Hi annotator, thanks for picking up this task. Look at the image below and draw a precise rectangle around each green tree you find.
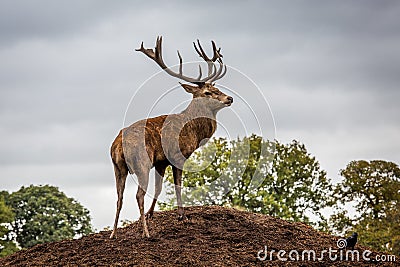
[331,160,400,255]
[0,196,18,257]
[160,135,332,226]
[3,185,93,248]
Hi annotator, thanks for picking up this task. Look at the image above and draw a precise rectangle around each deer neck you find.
[182,98,217,118]
[180,98,218,140]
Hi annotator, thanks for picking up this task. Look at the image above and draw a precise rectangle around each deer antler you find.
[136,36,227,85]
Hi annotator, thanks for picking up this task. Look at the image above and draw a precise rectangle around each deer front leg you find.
[146,164,166,219]
[172,166,186,220]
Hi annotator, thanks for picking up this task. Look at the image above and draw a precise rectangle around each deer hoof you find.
[142,231,150,238]
[109,232,117,239]
[145,212,153,220]
[178,214,187,221]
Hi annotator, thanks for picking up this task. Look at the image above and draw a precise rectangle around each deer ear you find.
[180,83,199,94]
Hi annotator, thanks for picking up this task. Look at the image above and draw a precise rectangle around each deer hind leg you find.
[135,167,150,238]
[110,160,128,239]
[146,164,167,219]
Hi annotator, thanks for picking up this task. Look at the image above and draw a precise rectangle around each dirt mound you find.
[0,206,397,266]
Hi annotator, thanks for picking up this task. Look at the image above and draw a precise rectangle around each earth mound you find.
[0,206,396,266]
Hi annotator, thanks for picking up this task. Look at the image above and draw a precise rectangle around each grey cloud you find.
[0,1,139,46]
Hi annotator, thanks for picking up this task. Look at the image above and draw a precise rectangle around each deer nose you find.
[227,96,233,103]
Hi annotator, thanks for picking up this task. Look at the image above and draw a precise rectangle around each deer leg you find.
[146,164,166,219]
[110,161,128,239]
[136,168,150,238]
[172,166,186,220]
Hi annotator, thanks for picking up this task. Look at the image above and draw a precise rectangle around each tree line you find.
[159,134,399,255]
[0,185,92,257]
[0,134,398,257]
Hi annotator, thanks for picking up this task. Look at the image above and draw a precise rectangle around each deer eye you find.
[204,91,212,96]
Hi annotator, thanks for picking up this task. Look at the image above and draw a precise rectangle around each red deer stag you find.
[110,36,232,238]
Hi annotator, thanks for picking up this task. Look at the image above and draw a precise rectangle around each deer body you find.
[110,37,232,239]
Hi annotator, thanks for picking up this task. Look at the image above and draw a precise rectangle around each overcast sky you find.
[1,1,399,230]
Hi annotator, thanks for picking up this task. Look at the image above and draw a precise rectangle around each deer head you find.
[136,36,233,112]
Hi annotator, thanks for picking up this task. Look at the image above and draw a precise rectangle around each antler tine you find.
[221,65,227,79]
[177,50,183,75]
[195,39,211,61]
[156,36,163,61]
[197,65,202,80]
[210,41,223,61]
[135,41,156,60]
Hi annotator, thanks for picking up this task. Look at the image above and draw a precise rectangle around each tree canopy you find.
[0,196,18,257]
[2,185,93,248]
[331,160,400,255]
[160,135,332,226]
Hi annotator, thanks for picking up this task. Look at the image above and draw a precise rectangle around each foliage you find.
[160,135,332,226]
[0,196,18,257]
[3,185,93,248]
[331,160,400,255]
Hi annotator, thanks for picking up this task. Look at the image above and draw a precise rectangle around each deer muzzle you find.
[223,96,233,106]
